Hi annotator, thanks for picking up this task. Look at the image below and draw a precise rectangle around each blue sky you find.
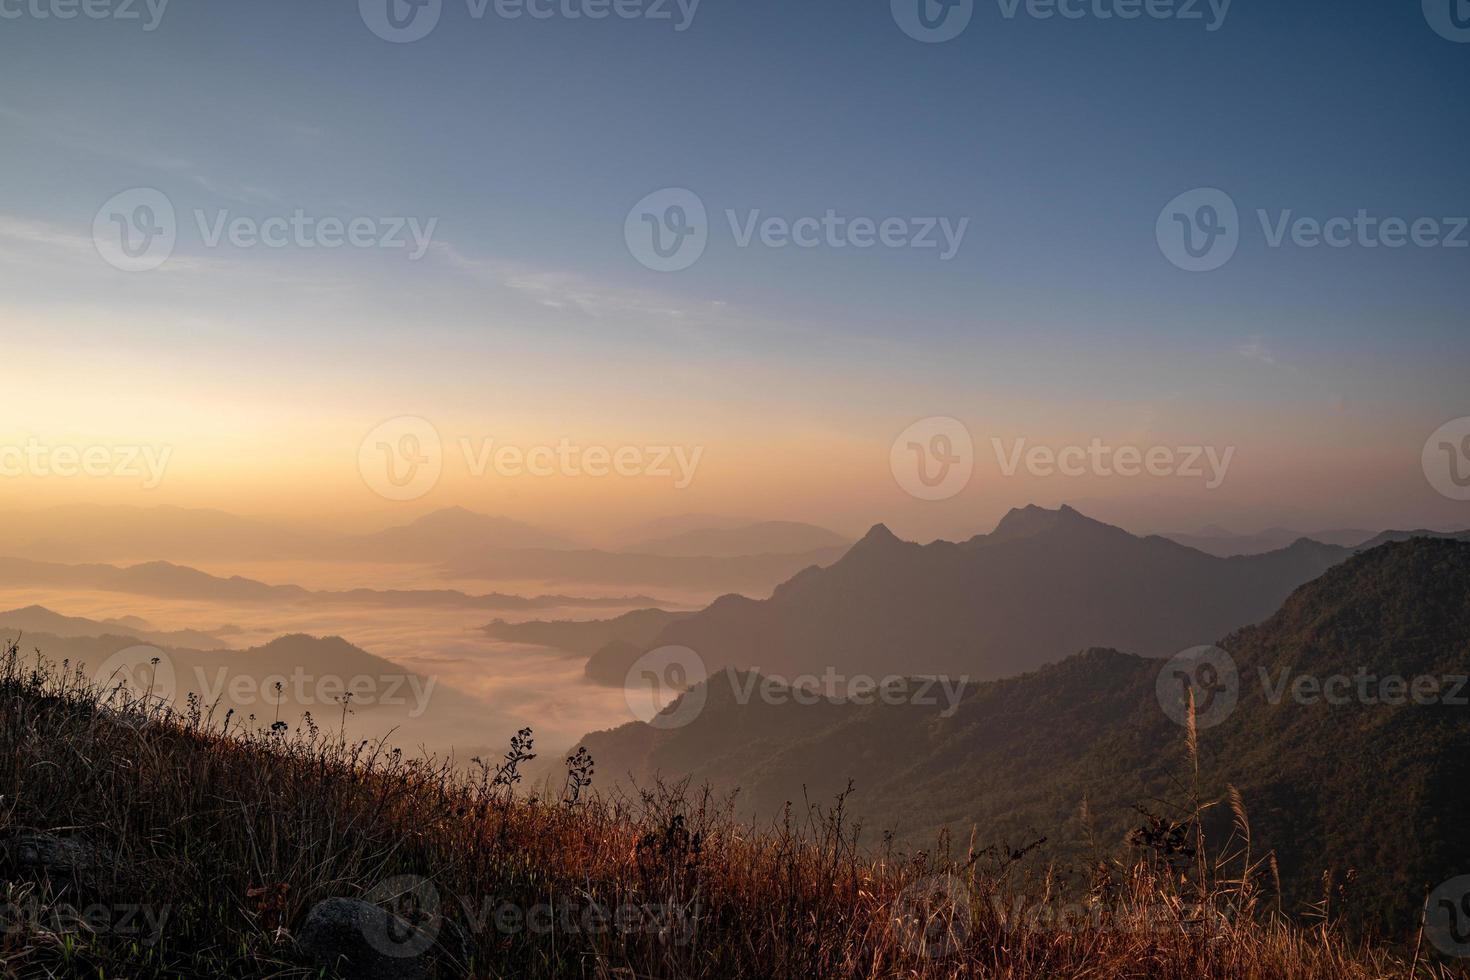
[1,0,1468,536]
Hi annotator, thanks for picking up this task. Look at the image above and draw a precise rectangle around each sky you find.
[1,0,1468,541]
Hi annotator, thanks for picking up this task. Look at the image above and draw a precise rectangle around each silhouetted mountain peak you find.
[409,506,505,529]
[861,522,898,543]
[843,523,907,560]
[989,503,1101,542]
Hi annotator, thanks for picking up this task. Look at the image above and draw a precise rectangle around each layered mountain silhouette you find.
[0,624,495,756]
[1163,525,1376,557]
[577,537,1470,929]
[0,605,231,648]
[623,521,848,558]
[589,505,1367,682]
[3,504,570,564]
[0,557,658,610]
[482,607,689,659]
[340,506,574,558]
[444,546,845,594]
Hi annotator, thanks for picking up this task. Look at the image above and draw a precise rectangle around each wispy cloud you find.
[2,103,280,206]
[430,241,707,322]
[0,215,96,254]
[0,103,195,174]
[1236,336,1279,367]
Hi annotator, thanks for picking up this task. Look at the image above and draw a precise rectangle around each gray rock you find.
[298,897,433,980]
[3,832,98,875]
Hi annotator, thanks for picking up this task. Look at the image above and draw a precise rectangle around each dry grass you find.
[0,637,1462,979]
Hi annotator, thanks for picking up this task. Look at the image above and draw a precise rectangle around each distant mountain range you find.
[482,507,1469,686]
[0,615,497,756]
[2,505,851,595]
[482,608,689,659]
[587,505,1387,683]
[1,504,571,564]
[575,537,1470,930]
[1161,525,1376,557]
[0,604,232,648]
[0,556,660,610]
[339,507,576,556]
[622,521,848,558]
[443,546,846,594]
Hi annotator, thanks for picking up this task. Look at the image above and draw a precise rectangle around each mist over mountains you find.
[3,505,847,595]
[0,556,659,610]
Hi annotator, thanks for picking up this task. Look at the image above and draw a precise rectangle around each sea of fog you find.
[0,560,714,762]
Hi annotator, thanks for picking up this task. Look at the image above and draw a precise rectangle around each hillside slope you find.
[580,538,1470,928]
